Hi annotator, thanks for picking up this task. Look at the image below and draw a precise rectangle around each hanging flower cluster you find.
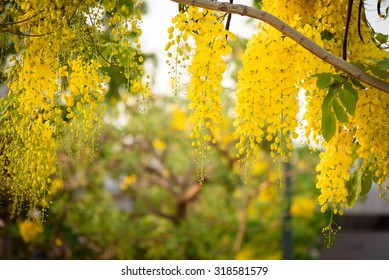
[316,130,354,214]
[245,0,389,214]
[166,1,388,211]
[0,0,145,216]
[166,6,235,181]
[233,28,300,165]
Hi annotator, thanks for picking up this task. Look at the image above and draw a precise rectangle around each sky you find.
[140,0,389,94]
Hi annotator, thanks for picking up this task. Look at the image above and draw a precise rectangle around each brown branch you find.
[144,165,179,198]
[179,183,202,203]
[170,0,389,94]
[0,12,41,26]
[0,8,77,37]
[232,181,270,257]
[232,202,248,256]
[0,27,53,37]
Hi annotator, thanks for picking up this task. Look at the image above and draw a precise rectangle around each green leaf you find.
[350,61,367,71]
[338,88,357,116]
[343,82,359,101]
[376,33,389,44]
[316,73,332,89]
[371,66,389,80]
[350,78,366,90]
[346,169,362,207]
[331,74,346,83]
[321,85,338,142]
[178,4,189,13]
[321,84,338,110]
[377,58,389,71]
[321,107,336,142]
[346,176,356,207]
[360,169,372,198]
[367,57,380,63]
[320,30,334,40]
[332,99,348,123]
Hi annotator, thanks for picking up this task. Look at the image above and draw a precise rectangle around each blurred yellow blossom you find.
[19,220,43,243]
[235,248,254,260]
[252,161,267,175]
[50,179,63,195]
[236,248,282,260]
[290,196,317,219]
[152,139,167,152]
[170,107,188,131]
[121,174,137,190]
[55,238,63,247]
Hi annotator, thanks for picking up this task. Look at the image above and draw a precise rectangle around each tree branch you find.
[170,0,389,94]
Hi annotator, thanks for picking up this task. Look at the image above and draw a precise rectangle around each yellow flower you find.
[55,238,63,247]
[19,220,42,243]
[152,139,167,152]
[170,107,188,131]
[130,80,142,93]
[121,174,137,190]
[252,161,267,175]
[50,179,63,195]
[290,196,317,219]
[235,248,254,260]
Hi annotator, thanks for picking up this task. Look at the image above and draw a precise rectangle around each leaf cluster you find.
[315,73,364,142]
[352,58,389,80]
[345,163,372,207]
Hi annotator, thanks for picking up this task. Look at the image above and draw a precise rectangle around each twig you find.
[0,12,41,26]
[86,13,119,68]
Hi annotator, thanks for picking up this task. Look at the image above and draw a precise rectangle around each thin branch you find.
[144,165,179,198]
[0,27,53,37]
[343,0,353,61]
[170,0,389,94]
[232,181,269,257]
[179,183,202,203]
[0,12,41,26]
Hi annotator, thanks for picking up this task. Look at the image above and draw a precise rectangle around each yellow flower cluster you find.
[353,90,389,187]
[166,7,235,181]
[64,57,107,156]
[234,22,299,165]
[0,0,145,215]
[255,0,389,213]
[316,130,354,214]
[107,1,145,90]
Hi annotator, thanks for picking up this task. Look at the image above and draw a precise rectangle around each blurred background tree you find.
[1,88,327,259]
